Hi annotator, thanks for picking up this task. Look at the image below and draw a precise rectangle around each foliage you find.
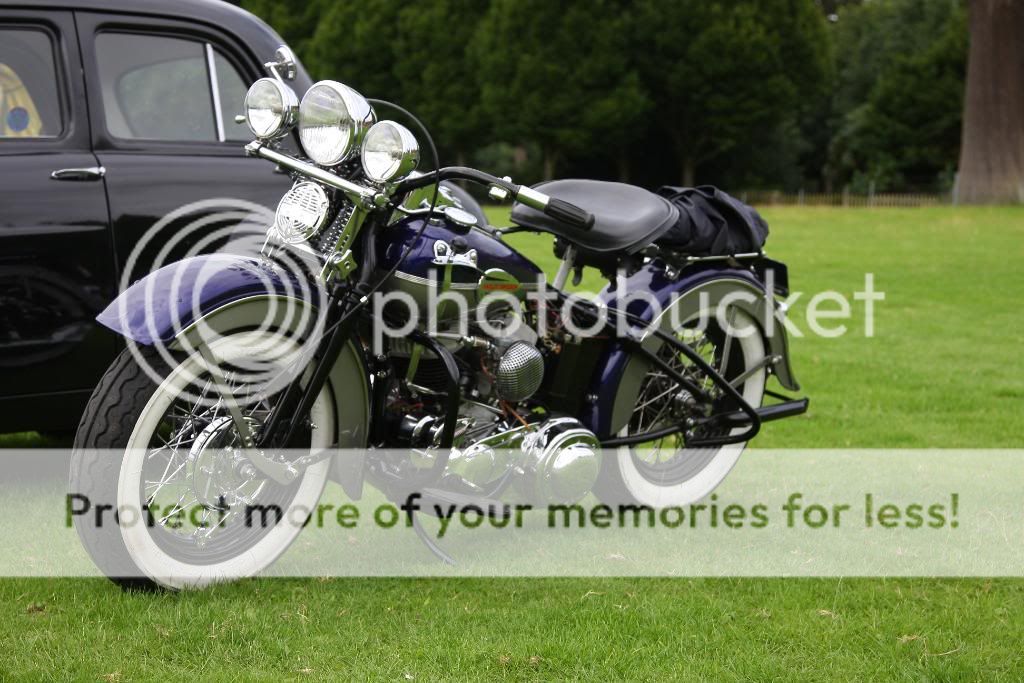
[303,0,403,98]
[826,0,967,192]
[633,2,805,185]
[240,0,969,192]
[393,1,490,163]
[472,0,649,180]
[239,0,324,59]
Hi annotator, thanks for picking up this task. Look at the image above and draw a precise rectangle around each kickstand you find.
[408,509,455,565]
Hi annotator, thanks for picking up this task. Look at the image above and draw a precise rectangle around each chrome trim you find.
[50,166,105,181]
[392,270,539,291]
[299,80,376,166]
[264,45,297,82]
[205,43,225,142]
[552,245,575,290]
[432,239,478,268]
[361,120,420,182]
[441,206,478,228]
[680,251,764,264]
[273,181,331,244]
[243,78,299,140]
[516,185,550,210]
[393,271,478,290]
[246,141,378,203]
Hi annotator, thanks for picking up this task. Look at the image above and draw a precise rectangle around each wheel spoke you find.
[626,315,758,482]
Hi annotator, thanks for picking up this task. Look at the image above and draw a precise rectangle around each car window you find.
[95,32,252,144]
[214,51,250,142]
[0,28,63,138]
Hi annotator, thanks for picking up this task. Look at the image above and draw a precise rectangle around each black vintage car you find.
[0,0,314,433]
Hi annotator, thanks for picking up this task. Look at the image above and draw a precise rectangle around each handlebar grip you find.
[544,198,596,231]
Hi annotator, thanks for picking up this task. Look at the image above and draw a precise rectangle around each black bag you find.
[655,185,769,256]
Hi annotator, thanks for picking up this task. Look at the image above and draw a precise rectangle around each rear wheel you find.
[70,331,334,590]
[594,308,766,507]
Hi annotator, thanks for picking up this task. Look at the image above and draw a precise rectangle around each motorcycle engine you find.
[441,416,601,505]
[516,417,602,504]
[381,314,601,505]
[493,341,544,403]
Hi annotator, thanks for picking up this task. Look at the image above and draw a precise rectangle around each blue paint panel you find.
[380,216,543,285]
[96,254,313,345]
[581,262,765,436]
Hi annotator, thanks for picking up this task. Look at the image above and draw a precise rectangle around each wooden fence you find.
[738,190,950,208]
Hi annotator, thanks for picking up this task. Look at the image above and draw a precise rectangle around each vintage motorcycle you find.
[71,48,807,589]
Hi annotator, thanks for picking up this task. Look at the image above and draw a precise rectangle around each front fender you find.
[97,254,318,345]
[582,262,800,437]
[96,254,370,459]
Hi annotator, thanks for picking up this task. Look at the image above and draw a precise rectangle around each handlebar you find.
[243,144,597,232]
[543,198,595,231]
[395,167,596,232]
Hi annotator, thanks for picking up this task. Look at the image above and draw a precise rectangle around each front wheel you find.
[594,307,766,508]
[70,331,335,590]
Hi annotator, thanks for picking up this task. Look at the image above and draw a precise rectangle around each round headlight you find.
[274,181,330,244]
[298,81,374,166]
[361,120,420,183]
[244,78,297,139]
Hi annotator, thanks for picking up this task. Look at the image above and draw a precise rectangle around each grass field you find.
[2,206,1023,680]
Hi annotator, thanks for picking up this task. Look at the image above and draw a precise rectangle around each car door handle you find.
[50,166,106,181]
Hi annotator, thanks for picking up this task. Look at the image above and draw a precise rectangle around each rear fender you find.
[582,263,799,437]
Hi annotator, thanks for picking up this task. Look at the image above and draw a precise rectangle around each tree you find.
[824,0,968,192]
[472,0,649,181]
[957,0,1024,203]
[304,0,405,99]
[393,1,489,166]
[633,1,827,186]
[830,6,966,192]
[240,0,326,69]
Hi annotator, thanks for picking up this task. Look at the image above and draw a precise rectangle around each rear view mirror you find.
[264,45,297,82]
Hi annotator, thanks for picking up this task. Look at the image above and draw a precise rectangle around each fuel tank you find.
[376,214,543,322]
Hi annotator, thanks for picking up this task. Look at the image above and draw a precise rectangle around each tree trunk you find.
[681,156,696,187]
[617,151,630,183]
[542,151,556,182]
[957,0,1024,203]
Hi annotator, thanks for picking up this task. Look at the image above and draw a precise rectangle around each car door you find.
[75,11,294,285]
[0,9,116,419]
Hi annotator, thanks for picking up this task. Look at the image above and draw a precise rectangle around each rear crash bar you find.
[705,397,810,429]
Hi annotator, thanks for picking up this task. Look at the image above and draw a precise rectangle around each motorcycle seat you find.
[510,179,679,254]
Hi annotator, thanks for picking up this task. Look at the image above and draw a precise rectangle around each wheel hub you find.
[186,416,266,510]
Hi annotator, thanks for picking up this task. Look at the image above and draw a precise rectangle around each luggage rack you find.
[654,247,765,264]
[645,245,789,296]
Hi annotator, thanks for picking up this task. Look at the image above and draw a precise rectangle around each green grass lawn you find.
[2,206,1023,680]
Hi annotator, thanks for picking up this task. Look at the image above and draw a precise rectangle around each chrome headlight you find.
[274,181,330,244]
[298,80,374,166]
[244,78,297,139]
[361,120,419,183]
